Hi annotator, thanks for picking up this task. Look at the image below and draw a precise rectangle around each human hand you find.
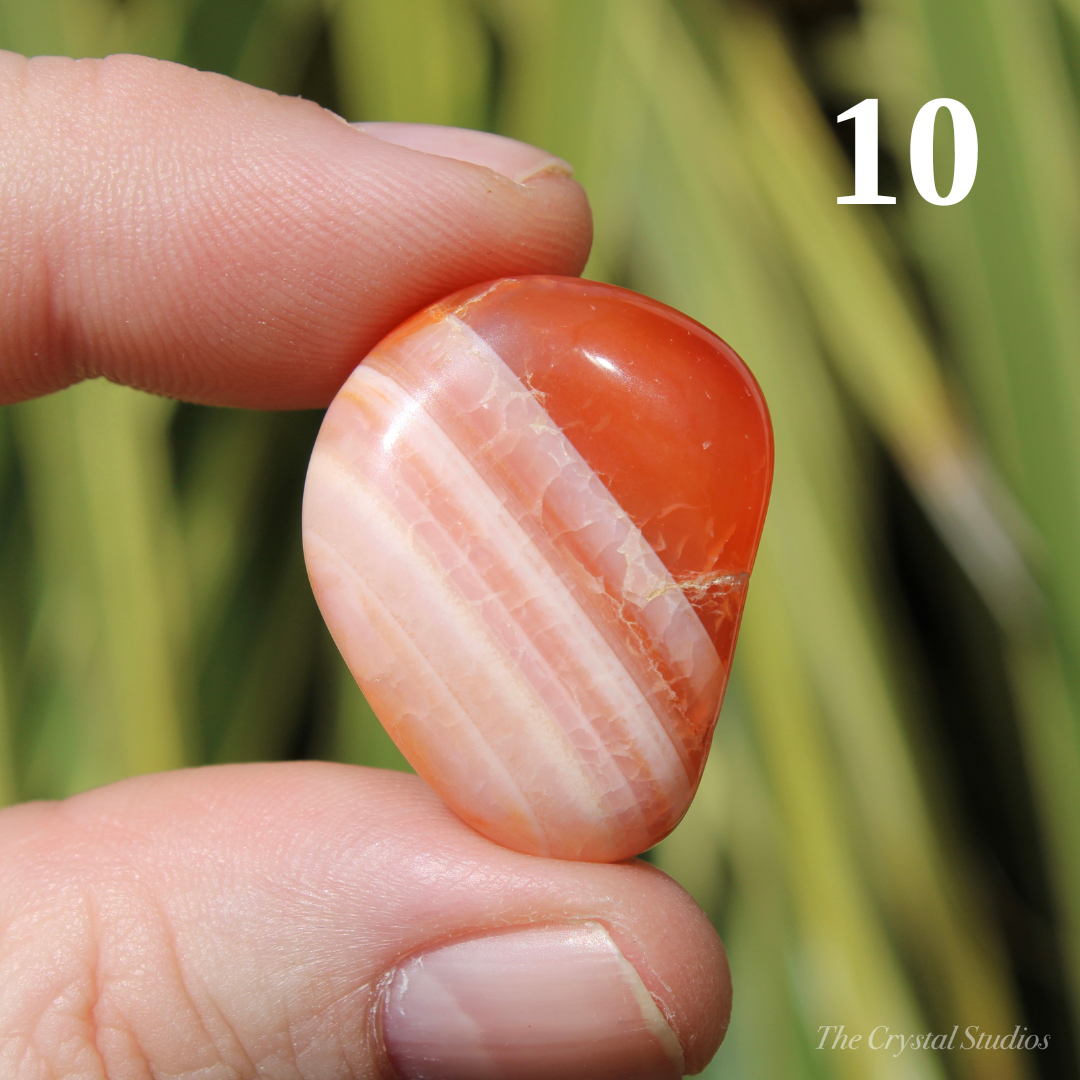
[0,52,730,1078]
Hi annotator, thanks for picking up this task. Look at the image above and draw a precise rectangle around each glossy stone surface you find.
[303,277,772,861]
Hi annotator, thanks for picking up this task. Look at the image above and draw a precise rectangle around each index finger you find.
[0,52,592,409]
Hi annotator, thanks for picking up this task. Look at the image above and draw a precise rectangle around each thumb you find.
[0,763,729,1078]
[0,52,591,408]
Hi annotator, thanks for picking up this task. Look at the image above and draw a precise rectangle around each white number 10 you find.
[837,98,978,206]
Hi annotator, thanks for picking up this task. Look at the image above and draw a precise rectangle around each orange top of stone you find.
[381,276,774,671]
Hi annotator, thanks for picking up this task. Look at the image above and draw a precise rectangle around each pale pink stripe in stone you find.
[366,316,724,769]
[303,315,722,859]
[304,468,655,851]
[307,376,673,856]
[304,530,549,851]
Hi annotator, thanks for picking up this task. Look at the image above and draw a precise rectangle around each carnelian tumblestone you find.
[303,276,773,861]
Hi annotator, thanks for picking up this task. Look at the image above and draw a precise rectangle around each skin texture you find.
[0,765,728,1078]
[0,52,590,407]
[0,51,731,1078]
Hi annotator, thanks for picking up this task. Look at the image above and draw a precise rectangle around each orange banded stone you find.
[303,276,772,861]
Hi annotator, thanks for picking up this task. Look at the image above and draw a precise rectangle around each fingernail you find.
[353,122,574,184]
[382,922,684,1080]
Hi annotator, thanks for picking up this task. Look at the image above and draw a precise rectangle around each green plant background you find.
[1,0,1079,1077]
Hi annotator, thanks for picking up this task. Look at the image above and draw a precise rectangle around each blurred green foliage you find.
[1,0,1079,1077]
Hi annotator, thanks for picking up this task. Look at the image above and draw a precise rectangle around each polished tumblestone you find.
[303,277,772,861]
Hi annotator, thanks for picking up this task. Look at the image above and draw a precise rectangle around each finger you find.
[0,52,591,409]
[0,762,728,1079]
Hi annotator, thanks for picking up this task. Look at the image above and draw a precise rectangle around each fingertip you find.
[607,862,731,1074]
